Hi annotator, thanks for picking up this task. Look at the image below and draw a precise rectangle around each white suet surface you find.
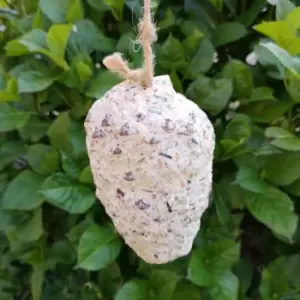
[85,75,215,264]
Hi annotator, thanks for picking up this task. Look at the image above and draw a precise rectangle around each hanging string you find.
[103,0,157,88]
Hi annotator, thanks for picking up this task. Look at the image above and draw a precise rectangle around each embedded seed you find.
[162,118,175,132]
[92,128,106,138]
[120,123,130,136]
[135,199,150,210]
[124,172,135,181]
[102,114,113,126]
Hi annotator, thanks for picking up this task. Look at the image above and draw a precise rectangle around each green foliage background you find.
[1,0,300,299]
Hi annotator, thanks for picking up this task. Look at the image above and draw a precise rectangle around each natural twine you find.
[103,0,157,88]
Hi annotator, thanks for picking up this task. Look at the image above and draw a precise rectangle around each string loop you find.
[103,0,156,88]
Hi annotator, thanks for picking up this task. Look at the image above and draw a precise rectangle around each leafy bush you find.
[2,0,300,299]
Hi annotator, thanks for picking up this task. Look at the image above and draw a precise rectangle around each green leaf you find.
[45,239,76,267]
[115,280,150,300]
[5,29,69,70]
[77,224,122,271]
[285,69,300,103]
[186,76,232,115]
[259,268,289,300]
[265,126,293,139]
[18,116,50,143]
[171,282,201,300]
[39,0,69,23]
[47,24,73,60]
[0,103,31,132]
[67,20,116,56]
[286,7,300,32]
[240,100,291,124]
[270,137,300,151]
[61,56,93,89]
[262,151,300,185]
[104,0,125,21]
[276,0,295,20]
[79,166,94,184]
[32,8,46,29]
[255,40,300,75]
[6,208,44,249]
[87,0,109,11]
[224,114,252,143]
[253,21,300,55]
[61,151,82,178]
[85,70,121,98]
[212,22,247,47]
[188,240,240,287]
[67,0,84,22]
[67,216,95,245]
[27,144,60,175]
[268,254,300,288]
[234,259,253,299]
[242,87,275,104]
[2,170,44,210]
[97,262,123,298]
[245,188,298,240]
[149,270,179,300]
[213,183,231,225]
[235,165,271,193]
[187,37,215,76]
[18,70,57,93]
[68,119,88,159]
[237,0,267,27]
[47,112,71,151]
[40,173,95,214]
[170,70,184,94]
[157,8,176,30]
[208,271,239,300]
[158,34,186,71]
[0,141,26,171]
[31,264,44,300]
[223,60,253,98]
[284,178,300,196]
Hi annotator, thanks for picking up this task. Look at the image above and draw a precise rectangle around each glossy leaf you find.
[0,104,31,132]
[262,151,300,185]
[40,173,95,214]
[212,22,247,47]
[2,170,45,210]
[115,280,150,300]
[188,240,240,287]
[77,224,122,270]
[186,76,232,115]
[245,188,298,239]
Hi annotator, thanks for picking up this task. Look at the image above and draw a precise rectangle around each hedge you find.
[1,0,300,299]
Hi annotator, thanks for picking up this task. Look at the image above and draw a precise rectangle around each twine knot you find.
[103,0,156,88]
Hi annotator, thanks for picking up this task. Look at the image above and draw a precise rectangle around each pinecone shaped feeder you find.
[84,0,215,264]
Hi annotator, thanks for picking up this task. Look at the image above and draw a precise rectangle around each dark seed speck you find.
[92,128,106,138]
[162,118,175,132]
[102,114,113,126]
[149,136,160,144]
[135,199,150,210]
[113,147,122,154]
[120,123,130,136]
[124,172,135,181]
[116,188,125,198]
[159,152,172,159]
[166,202,173,213]
[191,138,198,144]
[136,112,146,122]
